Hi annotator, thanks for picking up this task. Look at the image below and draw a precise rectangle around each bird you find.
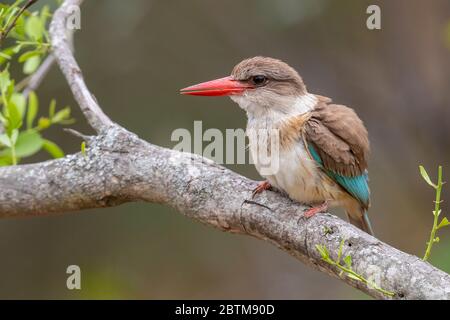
[180,56,374,235]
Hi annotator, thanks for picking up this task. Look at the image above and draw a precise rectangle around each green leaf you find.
[344,255,352,268]
[346,273,360,281]
[0,133,11,147]
[315,244,329,259]
[18,50,42,63]
[12,14,25,39]
[23,55,41,74]
[49,99,56,118]
[0,47,16,65]
[52,107,71,123]
[0,51,11,60]
[10,92,26,116]
[27,91,38,129]
[25,15,43,41]
[42,139,64,158]
[6,100,22,131]
[40,5,50,26]
[419,165,437,188]
[0,68,11,92]
[0,156,12,166]
[37,117,50,130]
[12,44,22,54]
[10,128,18,145]
[81,141,86,157]
[437,217,450,229]
[3,6,18,30]
[0,131,43,158]
[6,76,14,100]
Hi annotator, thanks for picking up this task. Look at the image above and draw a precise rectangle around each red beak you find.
[180,76,252,96]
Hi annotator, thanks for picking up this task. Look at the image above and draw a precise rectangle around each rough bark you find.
[0,0,449,300]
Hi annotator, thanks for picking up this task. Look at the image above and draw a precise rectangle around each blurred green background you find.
[1,0,449,299]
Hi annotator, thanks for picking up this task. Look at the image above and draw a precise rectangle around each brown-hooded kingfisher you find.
[180,56,373,235]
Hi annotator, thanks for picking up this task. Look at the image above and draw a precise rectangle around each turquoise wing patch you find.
[308,144,370,207]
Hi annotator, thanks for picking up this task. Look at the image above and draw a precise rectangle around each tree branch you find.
[49,0,113,132]
[0,0,449,300]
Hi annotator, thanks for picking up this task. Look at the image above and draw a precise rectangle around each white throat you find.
[232,93,318,125]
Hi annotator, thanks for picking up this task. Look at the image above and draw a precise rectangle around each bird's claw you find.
[252,181,272,198]
[304,201,328,218]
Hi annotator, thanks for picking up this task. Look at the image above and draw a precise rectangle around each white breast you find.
[248,125,344,205]
[268,143,331,203]
[243,94,344,205]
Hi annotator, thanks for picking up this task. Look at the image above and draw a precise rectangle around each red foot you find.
[252,181,272,198]
[304,201,328,218]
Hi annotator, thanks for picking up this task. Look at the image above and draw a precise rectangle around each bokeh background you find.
[1,0,450,299]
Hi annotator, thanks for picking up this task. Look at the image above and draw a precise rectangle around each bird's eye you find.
[251,75,267,86]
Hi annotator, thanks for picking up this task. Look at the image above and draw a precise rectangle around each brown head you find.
[180,57,309,118]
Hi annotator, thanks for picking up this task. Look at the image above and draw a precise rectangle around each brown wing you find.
[304,99,370,177]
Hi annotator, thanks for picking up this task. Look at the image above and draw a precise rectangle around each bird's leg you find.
[304,201,328,218]
[252,180,272,198]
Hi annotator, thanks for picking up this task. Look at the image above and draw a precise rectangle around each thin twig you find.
[63,128,91,141]
[22,54,55,97]
[423,166,444,261]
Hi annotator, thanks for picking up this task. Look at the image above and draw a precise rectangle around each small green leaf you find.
[0,133,11,147]
[42,139,64,158]
[6,101,22,131]
[437,217,450,229]
[37,117,50,130]
[10,128,18,145]
[40,5,50,26]
[5,77,14,101]
[0,131,43,158]
[0,68,11,92]
[12,44,22,54]
[18,50,42,63]
[10,92,26,116]
[344,255,352,268]
[0,52,11,60]
[0,47,16,65]
[49,99,56,118]
[0,156,12,166]
[12,14,25,38]
[81,141,86,157]
[419,165,437,188]
[315,244,329,259]
[52,107,71,123]
[27,91,38,129]
[23,55,41,74]
[346,273,360,281]
[25,15,43,41]
[3,6,18,31]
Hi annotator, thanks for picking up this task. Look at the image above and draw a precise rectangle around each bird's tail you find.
[345,205,374,236]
